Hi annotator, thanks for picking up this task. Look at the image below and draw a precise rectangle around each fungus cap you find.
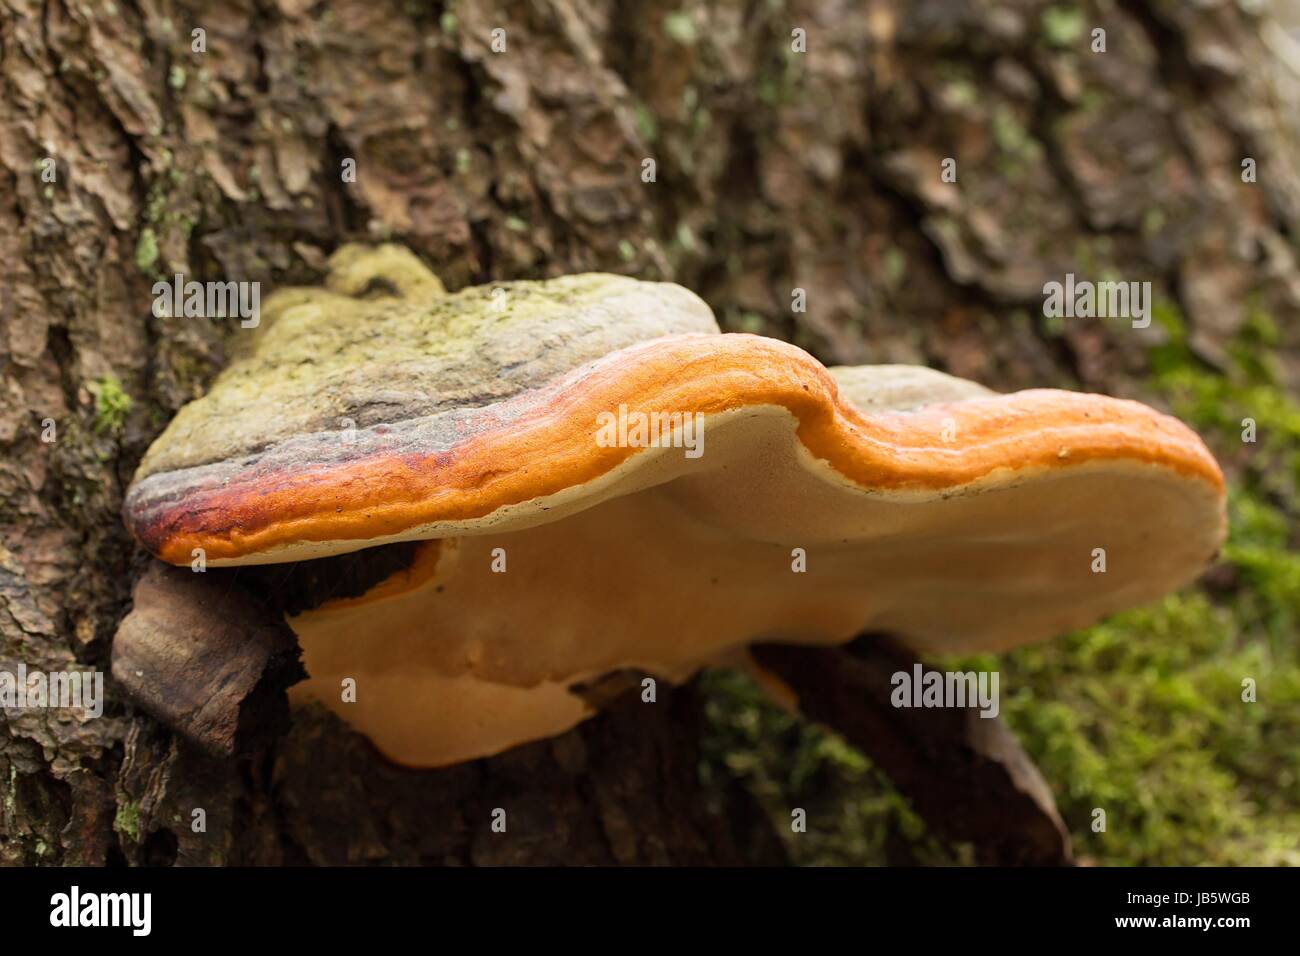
[124,246,1226,767]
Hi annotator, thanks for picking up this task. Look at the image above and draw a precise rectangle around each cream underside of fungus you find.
[289,406,1221,767]
[124,245,1227,768]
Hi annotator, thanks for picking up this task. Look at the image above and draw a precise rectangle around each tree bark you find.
[1,0,1297,865]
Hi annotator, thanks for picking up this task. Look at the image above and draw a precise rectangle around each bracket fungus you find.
[122,245,1227,768]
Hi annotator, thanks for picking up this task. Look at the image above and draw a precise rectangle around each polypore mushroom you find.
[123,244,1226,767]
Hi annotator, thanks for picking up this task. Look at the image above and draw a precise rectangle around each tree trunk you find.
[2,0,1296,865]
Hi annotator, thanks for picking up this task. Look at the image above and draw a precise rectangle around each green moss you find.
[947,585,1299,865]
[4,765,16,820]
[135,228,159,273]
[90,376,132,435]
[1042,5,1086,47]
[672,222,696,254]
[944,79,979,110]
[1142,207,1167,236]
[663,11,697,46]
[633,103,659,144]
[113,801,140,842]
[881,248,908,287]
[992,104,1042,161]
[1150,298,1300,507]
[699,669,965,865]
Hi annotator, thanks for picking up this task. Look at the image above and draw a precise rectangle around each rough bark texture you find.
[1,0,1298,865]
[112,563,304,758]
